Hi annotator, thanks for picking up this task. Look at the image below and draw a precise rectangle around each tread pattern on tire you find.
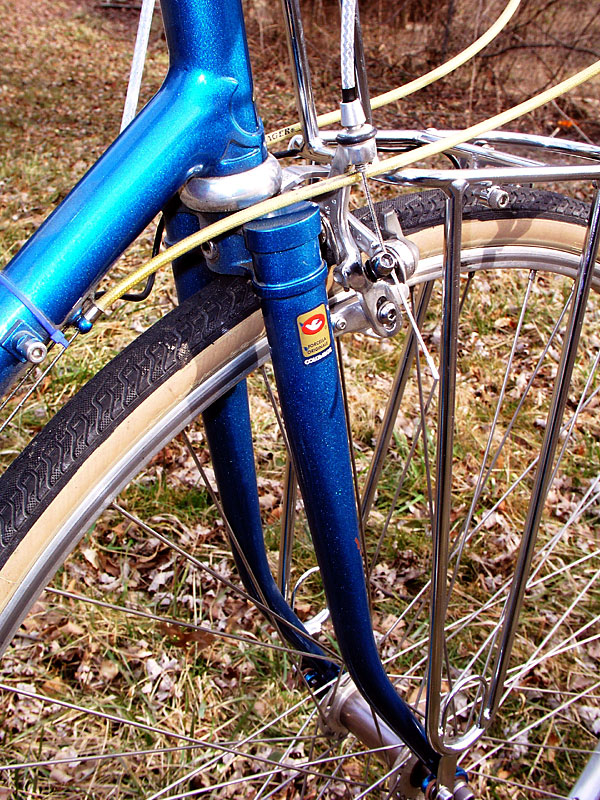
[0,189,591,569]
[0,276,258,565]
[355,186,590,232]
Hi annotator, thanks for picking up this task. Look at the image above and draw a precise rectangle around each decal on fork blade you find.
[297,304,332,365]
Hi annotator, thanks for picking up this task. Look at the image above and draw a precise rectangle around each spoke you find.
[505,630,600,694]
[414,328,435,530]
[360,280,435,522]
[468,282,574,510]
[112,501,340,663]
[144,670,346,800]
[458,271,475,314]
[260,364,293,459]
[150,737,402,800]
[0,333,77,435]
[466,679,600,772]
[483,736,597,756]
[298,715,323,800]
[352,759,404,800]
[278,457,297,598]
[545,347,600,496]
[380,527,600,692]
[368,380,437,578]
[179,428,275,611]
[336,336,371,601]
[178,427,343,713]
[0,743,208,773]
[508,566,600,680]
[261,735,346,800]
[253,704,318,800]
[0,681,205,746]
[44,586,331,662]
[468,770,569,799]
[447,270,536,600]
[314,759,345,800]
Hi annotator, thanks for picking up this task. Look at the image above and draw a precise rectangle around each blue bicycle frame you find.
[0,0,441,777]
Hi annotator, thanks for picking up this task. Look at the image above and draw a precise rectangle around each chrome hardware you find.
[281,163,329,192]
[280,0,334,162]
[321,187,364,290]
[290,566,330,635]
[331,126,377,172]
[330,279,405,339]
[2,322,48,364]
[15,333,47,364]
[453,779,475,800]
[332,315,347,332]
[201,240,218,261]
[362,280,404,337]
[180,155,282,212]
[330,293,367,335]
[428,787,454,800]
[366,238,419,282]
[471,183,510,210]
[369,250,396,277]
[323,675,408,768]
[340,97,367,129]
[376,298,398,327]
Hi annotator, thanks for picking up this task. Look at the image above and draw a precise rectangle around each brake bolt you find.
[377,300,397,326]
[371,251,396,277]
[201,240,218,260]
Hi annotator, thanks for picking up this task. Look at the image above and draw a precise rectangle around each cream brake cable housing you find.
[91,56,600,316]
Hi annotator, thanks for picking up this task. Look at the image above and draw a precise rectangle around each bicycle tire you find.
[0,187,599,799]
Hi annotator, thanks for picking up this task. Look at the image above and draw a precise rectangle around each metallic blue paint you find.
[168,202,336,678]
[202,382,338,681]
[0,0,440,769]
[0,0,265,393]
[245,202,439,772]
[163,202,212,302]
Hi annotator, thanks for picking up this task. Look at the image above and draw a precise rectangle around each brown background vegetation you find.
[1,0,599,265]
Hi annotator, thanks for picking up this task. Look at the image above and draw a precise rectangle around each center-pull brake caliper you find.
[321,98,420,340]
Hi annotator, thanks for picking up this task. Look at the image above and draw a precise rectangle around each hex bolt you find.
[333,316,347,332]
[486,186,510,209]
[201,240,218,260]
[15,334,47,364]
[377,300,397,326]
[474,185,510,210]
[370,251,396,278]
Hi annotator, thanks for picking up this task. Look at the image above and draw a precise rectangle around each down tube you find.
[0,0,265,395]
[244,202,440,774]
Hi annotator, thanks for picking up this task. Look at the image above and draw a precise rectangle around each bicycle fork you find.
[198,200,441,776]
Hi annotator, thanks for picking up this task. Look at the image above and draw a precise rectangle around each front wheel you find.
[0,188,599,799]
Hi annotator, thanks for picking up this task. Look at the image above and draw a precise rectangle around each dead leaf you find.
[99,659,119,682]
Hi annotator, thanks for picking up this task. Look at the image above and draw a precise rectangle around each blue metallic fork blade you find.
[245,201,440,773]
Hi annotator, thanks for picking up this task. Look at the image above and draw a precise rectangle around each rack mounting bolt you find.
[16,334,47,364]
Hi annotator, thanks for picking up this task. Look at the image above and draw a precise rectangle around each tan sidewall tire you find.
[0,215,594,633]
